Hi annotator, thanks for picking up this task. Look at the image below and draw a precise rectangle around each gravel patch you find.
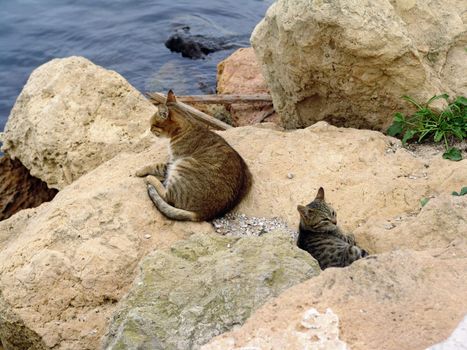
[211,213,298,240]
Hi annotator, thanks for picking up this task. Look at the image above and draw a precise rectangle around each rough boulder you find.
[103,232,319,350]
[251,0,467,129]
[1,56,156,189]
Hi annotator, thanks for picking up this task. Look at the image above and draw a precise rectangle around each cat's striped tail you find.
[147,184,200,221]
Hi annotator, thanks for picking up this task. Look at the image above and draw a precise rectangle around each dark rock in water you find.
[0,156,57,221]
[165,27,237,59]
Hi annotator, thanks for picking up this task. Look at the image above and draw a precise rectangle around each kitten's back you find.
[297,187,368,269]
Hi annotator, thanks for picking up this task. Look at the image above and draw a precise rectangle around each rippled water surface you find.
[0,0,273,132]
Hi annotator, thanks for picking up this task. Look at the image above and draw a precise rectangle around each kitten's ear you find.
[166,89,177,104]
[315,187,325,201]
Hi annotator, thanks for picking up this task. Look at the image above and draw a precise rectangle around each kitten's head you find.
[149,90,187,138]
[297,187,337,231]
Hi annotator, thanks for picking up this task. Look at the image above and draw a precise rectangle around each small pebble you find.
[144,234,152,239]
[287,173,294,179]
[211,213,296,239]
[384,223,395,230]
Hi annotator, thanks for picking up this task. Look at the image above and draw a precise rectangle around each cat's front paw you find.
[135,167,150,177]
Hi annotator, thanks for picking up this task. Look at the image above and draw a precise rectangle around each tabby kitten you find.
[297,187,368,270]
[136,90,251,221]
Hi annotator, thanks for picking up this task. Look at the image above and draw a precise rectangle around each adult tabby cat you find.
[297,187,368,269]
[136,90,251,221]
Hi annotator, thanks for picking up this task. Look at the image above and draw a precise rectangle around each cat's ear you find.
[166,89,177,104]
[297,205,308,218]
[315,187,325,201]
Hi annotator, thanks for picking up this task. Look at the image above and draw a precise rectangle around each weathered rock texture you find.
[104,232,319,350]
[0,156,57,221]
[1,56,156,190]
[0,123,465,349]
[202,307,348,350]
[217,48,268,95]
[216,48,278,126]
[251,0,467,130]
[428,315,467,350]
[203,248,467,350]
[0,145,215,350]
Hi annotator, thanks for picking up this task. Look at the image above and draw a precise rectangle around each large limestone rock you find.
[0,156,57,221]
[0,143,215,350]
[226,122,466,253]
[1,56,156,190]
[203,247,467,350]
[251,0,467,130]
[103,232,319,350]
[0,123,465,349]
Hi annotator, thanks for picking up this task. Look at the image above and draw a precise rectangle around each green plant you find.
[452,186,467,196]
[387,94,466,161]
[420,197,430,207]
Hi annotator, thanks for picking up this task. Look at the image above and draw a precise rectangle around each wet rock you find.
[165,27,238,59]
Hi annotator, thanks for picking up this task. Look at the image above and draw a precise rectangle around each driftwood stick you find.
[177,94,272,104]
[147,92,233,130]
[252,105,276,124]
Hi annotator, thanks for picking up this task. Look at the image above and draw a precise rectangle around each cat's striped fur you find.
[297,187,368,270]
[136,90,251,221]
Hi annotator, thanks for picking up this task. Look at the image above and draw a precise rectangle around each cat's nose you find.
[331,218,337,225]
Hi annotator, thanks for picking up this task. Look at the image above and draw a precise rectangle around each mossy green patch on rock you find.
[103,231,319,350]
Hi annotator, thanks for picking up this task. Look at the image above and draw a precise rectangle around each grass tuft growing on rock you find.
[387,94,466,161]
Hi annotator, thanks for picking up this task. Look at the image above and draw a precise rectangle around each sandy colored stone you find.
[251,0,467,130]
[358,193,467,254]
[202,307,348,350]
[216,48,278,126]
[225,122,466,253]
[1,56,156,190]
[0,142,214,350]
[217,48,268,95]
[0,156,57,221]
[202,248,467,350]
[428,315,467,350]
[0,122,465,349]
